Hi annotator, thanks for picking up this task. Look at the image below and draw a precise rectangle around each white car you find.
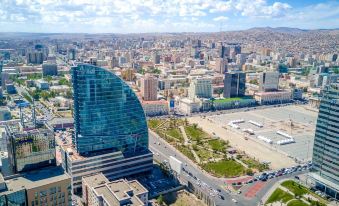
[232,199,237,203]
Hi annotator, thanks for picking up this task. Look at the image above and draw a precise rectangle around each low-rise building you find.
[178,98,200,115]
[254,90,292,105]
[35,80,49,90]
[82,173,148,206]
[5,84,16,94]
[142,100,169,116]
[50,85,70,93]
[0,107,11,121]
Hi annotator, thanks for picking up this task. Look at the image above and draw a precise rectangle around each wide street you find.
[149,131,308,206]
[15,85,54,121]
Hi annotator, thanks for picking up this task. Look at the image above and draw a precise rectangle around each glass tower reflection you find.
[71,64,148,156]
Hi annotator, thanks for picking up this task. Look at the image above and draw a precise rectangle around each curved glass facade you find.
[71,64,148,155]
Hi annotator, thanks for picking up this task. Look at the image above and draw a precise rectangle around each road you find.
[149,131,308,206]
[15,85,54,121]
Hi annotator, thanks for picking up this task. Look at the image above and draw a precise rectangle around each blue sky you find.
[0,0,338,33]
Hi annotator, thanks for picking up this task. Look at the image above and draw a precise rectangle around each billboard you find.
[169,156,182,175]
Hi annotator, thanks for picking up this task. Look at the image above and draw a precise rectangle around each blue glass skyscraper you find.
[71,64,148,156]
[311,83,339,199]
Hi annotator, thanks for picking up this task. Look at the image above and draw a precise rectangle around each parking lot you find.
[209,105,317,162]
[137,164,181,198]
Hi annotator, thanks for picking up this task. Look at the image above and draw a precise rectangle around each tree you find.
[59,78,70,86]
[157,194,164,205]
[40,91,50,100]
[44,76,53,83]
[246,169,254,176]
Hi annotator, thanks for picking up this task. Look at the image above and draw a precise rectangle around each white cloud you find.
[213,16,229,22]
[0,0,337,32]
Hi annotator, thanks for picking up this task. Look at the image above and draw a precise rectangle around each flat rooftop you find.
[128,180,148,195]
[83,173,109,188]
[93,179,145,206]
[0,166,70,194]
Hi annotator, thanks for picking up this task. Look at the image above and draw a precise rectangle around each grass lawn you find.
[213,97,242,103]
[241,157,269,172]
[177,145,195,161]
[281,180,328,205]
[165,128,183,140]
[201,159,245,177]
[287,200,308,206]
[148,119,163,129]
[196,149,212,161]
[266,188,294,204]
[208,139,227,152]
[185,125,207,141]
[281,180,308,196]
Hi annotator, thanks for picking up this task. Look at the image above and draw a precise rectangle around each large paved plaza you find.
[188,105,318,169]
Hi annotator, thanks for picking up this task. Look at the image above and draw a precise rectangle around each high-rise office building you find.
[259,71,279,92]
[140,74,158,101]
[223,71,246,98]
[311,83,339,199]
[42,63,58,76]
[236,54,246,66]
[67,48,76,60]
[71,64,149,155]
[66,64,152,193]
[27,51,44,64]
[215,58,228,74]
[152,52,161,64]
[189,78,212,99]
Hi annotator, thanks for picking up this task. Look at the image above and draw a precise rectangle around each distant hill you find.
[247,27,338,33]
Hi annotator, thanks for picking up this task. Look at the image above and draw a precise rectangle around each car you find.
[219,195,225,200]
[217,189,221,193]
[295,176,300,180]
[237,190,242,194]
[232,199,237,203]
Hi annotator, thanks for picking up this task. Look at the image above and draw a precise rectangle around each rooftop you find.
[82,173,109,188]
[128,180,148,195]
[0,166,70,194]
[107,180,132,200]
[92,178,146,206]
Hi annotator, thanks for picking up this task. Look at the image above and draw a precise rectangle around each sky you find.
[0,0,338,33]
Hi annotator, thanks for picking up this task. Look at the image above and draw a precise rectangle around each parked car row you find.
[232,162,312,186]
